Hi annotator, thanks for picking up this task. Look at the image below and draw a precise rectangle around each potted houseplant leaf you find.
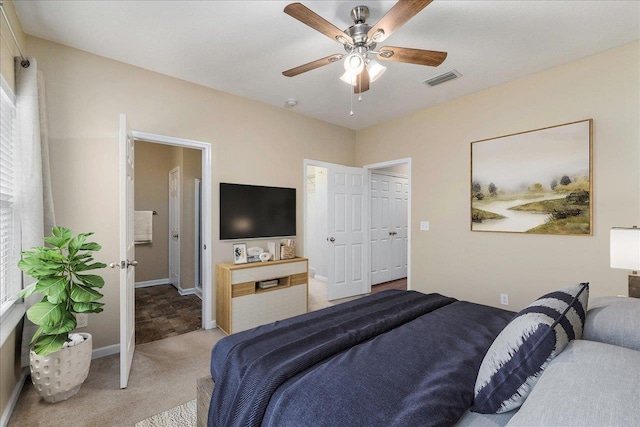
[17,226,106,403]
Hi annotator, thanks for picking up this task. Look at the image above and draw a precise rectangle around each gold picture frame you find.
[471,119,593,235]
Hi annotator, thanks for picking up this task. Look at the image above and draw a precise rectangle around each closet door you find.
[371,173,408,285]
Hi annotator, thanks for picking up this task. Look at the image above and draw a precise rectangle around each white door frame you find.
[129,129,214,329]
[194,178,203,297]
[364,158,412,291]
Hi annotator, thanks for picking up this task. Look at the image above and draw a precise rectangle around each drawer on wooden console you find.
[230,261,307,284]
[290,272,307,286]
[231,282,255,298]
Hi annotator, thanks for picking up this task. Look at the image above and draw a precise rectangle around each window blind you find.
[0,82,19,316]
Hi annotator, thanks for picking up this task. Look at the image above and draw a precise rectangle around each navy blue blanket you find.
[208,290,513,427]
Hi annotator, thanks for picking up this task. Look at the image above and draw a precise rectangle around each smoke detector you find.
[285,98,298,108]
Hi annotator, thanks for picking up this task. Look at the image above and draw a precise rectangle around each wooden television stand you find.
[215,257,308,335]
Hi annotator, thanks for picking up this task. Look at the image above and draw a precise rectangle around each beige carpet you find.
[8,329,225,427]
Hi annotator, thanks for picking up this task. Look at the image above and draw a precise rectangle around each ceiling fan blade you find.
[367,0,433,43]
[377,46,447,67]
[354,67,370,94]
[282,54,344,77]
[284,3,350,45]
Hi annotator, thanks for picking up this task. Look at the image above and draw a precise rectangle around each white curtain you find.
[15,58,56,366]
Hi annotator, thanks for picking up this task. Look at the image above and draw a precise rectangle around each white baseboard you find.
[0,368,27,427]
[178,287,196,296]
[92,343,119,359]
[314,275,328,282]
[135,278,170,288]
[194,286,203,300]
[205,320,216,330]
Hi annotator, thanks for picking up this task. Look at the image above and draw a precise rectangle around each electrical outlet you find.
[76,313,88,328]
[500,294,509,306]
[420,221,430,231]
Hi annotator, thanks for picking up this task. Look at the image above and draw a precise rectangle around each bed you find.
[200,287,640,427]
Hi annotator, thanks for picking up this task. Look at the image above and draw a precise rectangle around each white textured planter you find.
[29,333,92,403]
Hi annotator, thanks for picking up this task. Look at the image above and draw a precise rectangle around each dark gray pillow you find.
[583,296,640,351]
[507,340,640,427]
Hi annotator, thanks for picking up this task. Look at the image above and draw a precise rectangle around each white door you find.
[326,164,368,300]
[118,114,136,389]
[370,173,391,284]
[371,173,408,285]
[168,167,180,290]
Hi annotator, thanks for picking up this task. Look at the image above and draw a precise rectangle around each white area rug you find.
[135,399,196,427]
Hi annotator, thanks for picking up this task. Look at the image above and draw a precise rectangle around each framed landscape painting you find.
[471,119,592,235]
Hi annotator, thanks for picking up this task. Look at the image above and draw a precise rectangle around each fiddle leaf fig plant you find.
[17,226,106,356]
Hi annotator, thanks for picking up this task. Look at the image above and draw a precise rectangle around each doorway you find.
[119,116,213,388]
[133,142,204,345]
[303,158,411,311]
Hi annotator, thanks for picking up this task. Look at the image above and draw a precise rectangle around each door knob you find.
[110,260,136,269]
[328,237,335,243]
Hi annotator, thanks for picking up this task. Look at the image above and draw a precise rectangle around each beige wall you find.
[356,41,640,310]
[134,141,171,282]
[27,35,356,349]
[0,329,18,423]
[0,0,25,89]
[0,0,25,420]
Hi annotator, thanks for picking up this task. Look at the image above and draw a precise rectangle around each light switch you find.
[420,221,430,231]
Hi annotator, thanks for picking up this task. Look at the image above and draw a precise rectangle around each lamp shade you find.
[340,71,356,86]
[610,227,640,270]
[343,53,365,75]
[367,59,386,83]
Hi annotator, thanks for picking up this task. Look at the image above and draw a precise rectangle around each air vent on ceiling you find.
[423,70,462,87]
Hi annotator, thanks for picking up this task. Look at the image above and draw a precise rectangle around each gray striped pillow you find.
[472,283,589,414]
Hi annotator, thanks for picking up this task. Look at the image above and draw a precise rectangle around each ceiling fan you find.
[282,0,447,94]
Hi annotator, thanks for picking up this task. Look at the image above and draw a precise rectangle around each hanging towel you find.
[134,211,153,244]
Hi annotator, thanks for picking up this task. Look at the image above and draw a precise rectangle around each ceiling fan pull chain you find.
[349,83,354,116]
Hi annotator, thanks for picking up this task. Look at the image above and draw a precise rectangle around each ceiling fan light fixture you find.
[367,59,386,83]
[340,71,356,86]
[344,53,365,75]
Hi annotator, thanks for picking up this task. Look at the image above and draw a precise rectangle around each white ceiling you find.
[14,1,640,130]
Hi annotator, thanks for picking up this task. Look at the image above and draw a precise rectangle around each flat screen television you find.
[220,183,296,240]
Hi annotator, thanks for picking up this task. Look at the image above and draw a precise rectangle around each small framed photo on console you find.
[233,243,248,265]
